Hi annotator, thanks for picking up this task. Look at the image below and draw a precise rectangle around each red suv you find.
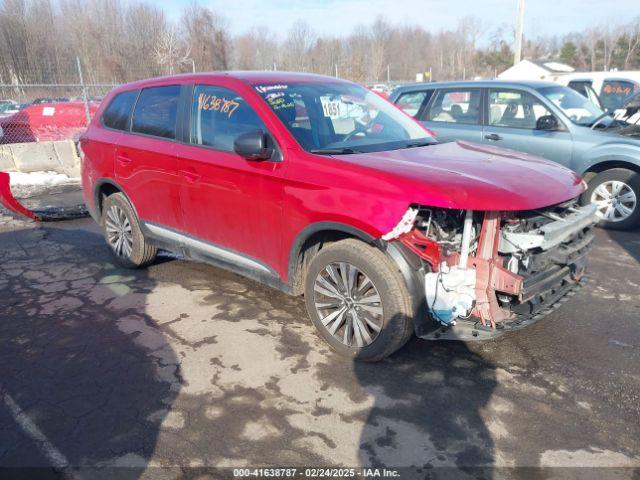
[80,72,597,361]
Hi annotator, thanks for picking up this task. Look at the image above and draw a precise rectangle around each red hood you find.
[337,141,585,211]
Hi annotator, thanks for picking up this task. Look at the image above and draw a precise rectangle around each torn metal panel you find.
[381,207,418,241]
[499,203,598,254]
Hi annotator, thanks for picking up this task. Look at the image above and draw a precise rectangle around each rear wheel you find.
[304,239,414,361]
[101,193,157,268]
[582,168,640,230]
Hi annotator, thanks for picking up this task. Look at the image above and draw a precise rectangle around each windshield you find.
[254,81,433,153]
[539,86,610,127]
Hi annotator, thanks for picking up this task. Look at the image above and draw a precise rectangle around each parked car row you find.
[390,80,640,230]
[79,72,599,361]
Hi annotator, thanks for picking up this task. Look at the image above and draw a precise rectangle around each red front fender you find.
[0,171,40,221]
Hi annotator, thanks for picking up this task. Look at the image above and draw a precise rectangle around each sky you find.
[161,0,640,42]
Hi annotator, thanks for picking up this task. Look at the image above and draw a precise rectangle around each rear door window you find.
[600,80,639,111]
[131,85,180,140]
[101,90,139,131]
[395,91,431,117]
[425,89,481,125]
[191,85,266,152]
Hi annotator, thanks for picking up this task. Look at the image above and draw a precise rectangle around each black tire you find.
[101,192,157,268]
[304,239,414,362]
[581,168,640,231]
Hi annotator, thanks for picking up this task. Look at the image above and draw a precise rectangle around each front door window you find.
[488,90,556,130]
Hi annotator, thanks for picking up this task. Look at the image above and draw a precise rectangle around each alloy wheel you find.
[104,205,133,258]
[591,180,637,222]
[313,262,383,348]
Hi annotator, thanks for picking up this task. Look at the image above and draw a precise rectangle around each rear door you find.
[482,88,573,167]
[419,88,483,142]
[176,83,285,274]
[115,85,183,231]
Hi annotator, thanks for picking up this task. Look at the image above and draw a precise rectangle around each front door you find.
[115,85,183,231]
[482,88,573,168]
[419,88,483,143]
[177,84,285,275]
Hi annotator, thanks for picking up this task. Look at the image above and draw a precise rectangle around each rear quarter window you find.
[131,85,180,139]
[101,90,139,131]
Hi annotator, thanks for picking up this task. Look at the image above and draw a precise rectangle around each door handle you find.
[484,133,502,141]
[180,169,201,183]
[116,154,132,164]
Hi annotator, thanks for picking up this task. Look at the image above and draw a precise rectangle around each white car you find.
[557,71,640,112]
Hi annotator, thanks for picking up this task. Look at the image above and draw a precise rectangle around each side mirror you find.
[536,115,559,131]
[233,130,274,161]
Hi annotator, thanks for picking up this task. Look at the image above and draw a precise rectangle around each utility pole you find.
[513,0,525,65]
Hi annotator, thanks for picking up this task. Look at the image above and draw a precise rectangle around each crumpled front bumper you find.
[499,203,598,254]
[419,203,598,341]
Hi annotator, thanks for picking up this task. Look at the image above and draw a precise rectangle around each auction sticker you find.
[320,96,343,119]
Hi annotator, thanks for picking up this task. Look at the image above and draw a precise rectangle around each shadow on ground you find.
[0,224,180,479]
[353,334,497,477]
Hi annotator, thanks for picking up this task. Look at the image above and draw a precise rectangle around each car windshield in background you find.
[254,82,433,154]
[539,86,610,127]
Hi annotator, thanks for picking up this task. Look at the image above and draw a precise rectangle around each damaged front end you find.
[385,200,598,341]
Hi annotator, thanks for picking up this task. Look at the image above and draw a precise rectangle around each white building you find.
[498,59,574,81]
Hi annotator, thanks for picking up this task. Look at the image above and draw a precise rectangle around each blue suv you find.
[390,80,640,230]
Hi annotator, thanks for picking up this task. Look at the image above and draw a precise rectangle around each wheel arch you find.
[93,179,136,219]
[581,159,640,182]
[287,222,379,296]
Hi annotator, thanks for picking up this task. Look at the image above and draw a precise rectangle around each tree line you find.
[1,0,639,87]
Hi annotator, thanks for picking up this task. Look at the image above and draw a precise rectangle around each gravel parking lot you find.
[1,210,639,479]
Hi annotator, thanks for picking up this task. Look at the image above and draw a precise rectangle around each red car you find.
[0,101,99,144]
[80,72,596,361]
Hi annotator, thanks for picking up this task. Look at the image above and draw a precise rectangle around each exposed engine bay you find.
[385,200,598,340]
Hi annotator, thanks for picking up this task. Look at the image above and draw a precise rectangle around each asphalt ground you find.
[0,208,639,479]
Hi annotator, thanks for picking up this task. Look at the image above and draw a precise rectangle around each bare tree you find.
[1,2,640,88]
[233,27,278,70]
[154,27,191,75]
[281,20,316,71]
[182,1,229,71]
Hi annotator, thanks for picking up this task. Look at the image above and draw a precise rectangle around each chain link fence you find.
[0,57,119,145]
[0,52,181,146]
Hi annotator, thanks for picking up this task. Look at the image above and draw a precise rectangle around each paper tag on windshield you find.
[320,96,342,119]
[42,107,55,116]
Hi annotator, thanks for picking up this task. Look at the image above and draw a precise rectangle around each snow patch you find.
[8,171,80,198]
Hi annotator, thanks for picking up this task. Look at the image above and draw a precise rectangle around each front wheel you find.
[304,239,414,361]
[581,168,640,230]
